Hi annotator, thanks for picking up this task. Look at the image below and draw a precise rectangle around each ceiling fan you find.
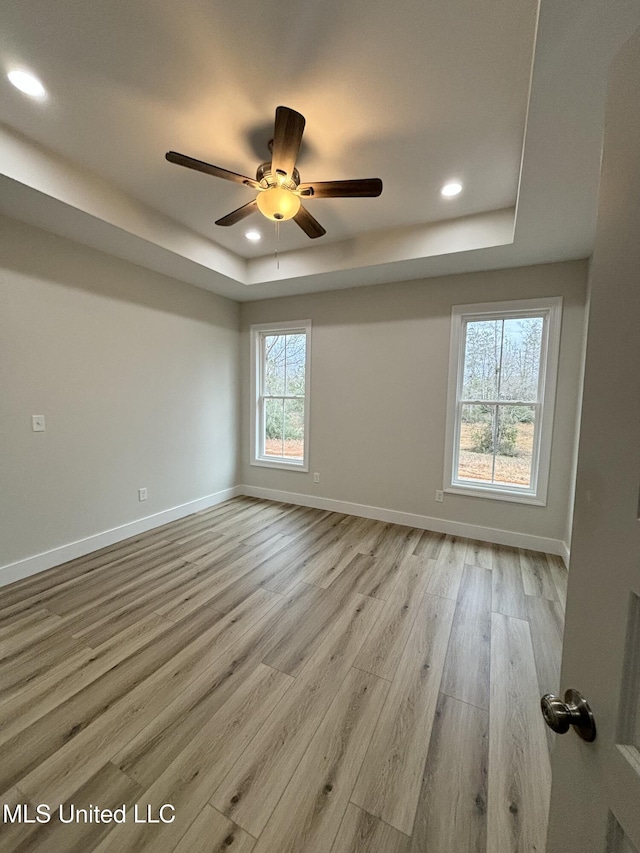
[166,106,383,239]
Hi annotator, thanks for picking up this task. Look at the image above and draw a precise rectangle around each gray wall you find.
[0,211,587,571]
[0,216,240,567]
[240,260,588,549]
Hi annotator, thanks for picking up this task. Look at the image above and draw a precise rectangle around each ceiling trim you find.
[1,0,639,301]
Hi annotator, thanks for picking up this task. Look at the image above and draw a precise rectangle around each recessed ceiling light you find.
[441,181,462,198]
[7,69,47,99]
[245,230,261,242]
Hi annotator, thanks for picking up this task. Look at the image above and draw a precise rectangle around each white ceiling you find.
[0,0,638,300]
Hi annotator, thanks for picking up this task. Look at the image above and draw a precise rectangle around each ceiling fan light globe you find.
[256,186,301,221]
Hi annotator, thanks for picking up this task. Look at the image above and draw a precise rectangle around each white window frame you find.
[250,319,311,472]
[443,297,562,506]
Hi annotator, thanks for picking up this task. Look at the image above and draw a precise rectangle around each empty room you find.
[1,1,639,851]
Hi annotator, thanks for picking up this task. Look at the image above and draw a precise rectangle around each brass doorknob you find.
[540,689,596,742]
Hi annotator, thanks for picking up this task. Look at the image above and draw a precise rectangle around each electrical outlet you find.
[313,473,320,484]
[32,415,45,432]
[138,488,148,501]
[435,490,444,503]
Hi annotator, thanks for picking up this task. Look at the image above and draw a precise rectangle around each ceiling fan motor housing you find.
[256,162,300,191]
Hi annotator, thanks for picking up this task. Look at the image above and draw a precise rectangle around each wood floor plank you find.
[360,522,411,560]
[412,528,445,559]
[359,528,423,601]
[0,613,174,742]
[0,788,31,853]
[353,554,433,680]
[519,549,558,601]
[0,763,142,853]
[261,573,378,677]
[58,555,195,626]
[487,612,551,853]
[302,516,373,589]
[211,592,384,837]
[41,548,187,617]
[408,693,489,852]
[526,596,563,696]
[252,668,389,853]
[0,626,90,699]
[0,608,58,643]
[0,611,77,662]
[331,803,410,853]
[197,499,287,540]
[107,584,328,790]
[239,505,326,546]
[172,805,255,853]
[179,500,277,535]
[260,513,351,595]
[70,560,214,647]
[358,526,423,595]
[332,553,381,598]
[154,535,290,622]
[172,525,225,546]
[441,564,492,710]
[545,553,568,611]
[111,593,289,789]
[187,537,295,618]
[179,538,250,567]
[465,539,494,569]
[526,596,564,752]
[355,520,395,556]
[93,664,292,853]
[351,593,455,834]
[491,543,527,619]
[425,535,466,600]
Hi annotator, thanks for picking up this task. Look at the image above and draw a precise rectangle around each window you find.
[444,297,562,505]
[250,320,311,471]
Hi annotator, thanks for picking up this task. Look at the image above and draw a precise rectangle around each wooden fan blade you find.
[293,205,326,239]
[166,151,259,189]
[271,106,305,179]
[297,178,383,198]
[215,199,258,226]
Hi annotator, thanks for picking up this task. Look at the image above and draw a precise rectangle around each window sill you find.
[251,457,308,473]
[444,484,546,506]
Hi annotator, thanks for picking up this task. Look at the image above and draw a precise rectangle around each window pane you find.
[283,398,305,459]
[264,335,286,395]
[493,405,536,488]
[284,334,306,396]
[264,397,284,457]
[462,320,503,400]
[499,317,543,401]
[263,398,305,460]
[457,404,496,483]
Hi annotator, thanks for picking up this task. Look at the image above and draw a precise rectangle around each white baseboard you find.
[0,486,241,588]
[240,484,569,562]
[1,481,570,589]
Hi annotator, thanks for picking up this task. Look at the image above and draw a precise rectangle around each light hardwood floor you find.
[0,497,566,852]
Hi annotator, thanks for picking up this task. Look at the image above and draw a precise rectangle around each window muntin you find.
[445,299,562,505]
[251,321,310,470]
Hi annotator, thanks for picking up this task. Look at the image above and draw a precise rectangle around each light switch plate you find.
[32,415,45,432]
